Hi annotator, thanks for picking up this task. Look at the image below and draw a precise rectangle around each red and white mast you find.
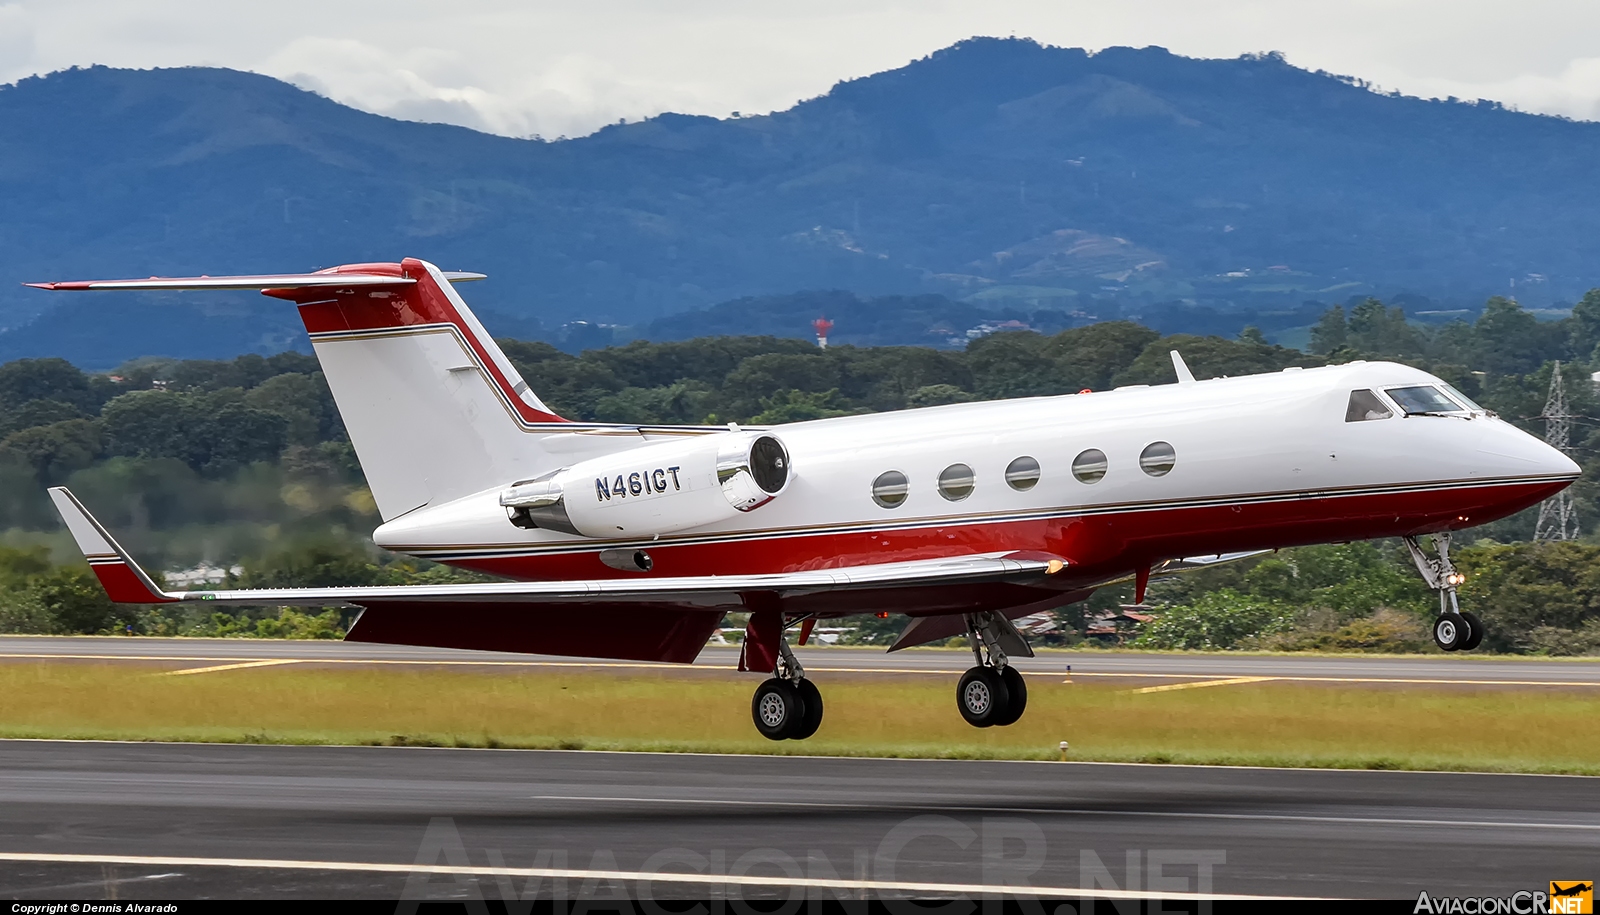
[812,317,834,350]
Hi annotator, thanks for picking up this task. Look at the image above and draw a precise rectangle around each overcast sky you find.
[1,1,1597,138]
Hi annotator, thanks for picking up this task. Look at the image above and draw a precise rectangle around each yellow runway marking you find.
[1132,676,1277,694]
[163,659,303,676]
[1,653,1598,688]
[0,851,1315,901]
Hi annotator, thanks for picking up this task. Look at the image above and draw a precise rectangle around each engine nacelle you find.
[499,432,790,537]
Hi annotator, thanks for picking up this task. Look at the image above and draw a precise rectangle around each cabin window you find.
[871,470,909,508]
[1071,449,1108,484]
[1386,385,1463,416]
[1005,456,1040,491]
[937,463,975,501]
[1345,389,1393,422]
[1139,441,1176,477]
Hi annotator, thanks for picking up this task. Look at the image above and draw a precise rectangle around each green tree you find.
[0,358,98,412]
[750,389,853,424]
[1046,321,1160,391]
[1346,298,1425,357]
[967,331,1059,398]
[1135,589,1295,650]
[0,398,83,436]
[719,354,841,420]
[99,390,285,474]
[906,384,974,407]
[0,418,102,483]
[592,382,715,424]
[1114,334,1317,385]
[1456,541,1600,651]
[1567,288,1600,358]
[1470,297,1564,376]
[33,566,122,634]
[235,539,383,589]
[1308,305,1348,355]
[244,372,335,445]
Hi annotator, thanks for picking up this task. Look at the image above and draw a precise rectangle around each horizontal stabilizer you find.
[27,270,485,291]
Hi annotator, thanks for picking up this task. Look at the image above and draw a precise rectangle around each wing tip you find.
[47,487,175,603]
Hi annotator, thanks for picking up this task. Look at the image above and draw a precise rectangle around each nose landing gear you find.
[1405,533,1483,652]
[957,611,1031,727]
[750,632,823,741]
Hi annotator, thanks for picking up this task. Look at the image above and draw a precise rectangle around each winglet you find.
[1170,350,1197,384]
[47,487,177,603]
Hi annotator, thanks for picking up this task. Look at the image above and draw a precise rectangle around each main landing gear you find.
[957,611,1030,728]
[1404,533,1484,652]
[751,635,823,741]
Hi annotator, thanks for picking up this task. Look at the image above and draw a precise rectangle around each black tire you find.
[956,666,1011,728]
[789,678,824,740]
[751,678,805,741]
[1458,610,1484,651]
[992,666,1028,726]
[1433,614,1466,652]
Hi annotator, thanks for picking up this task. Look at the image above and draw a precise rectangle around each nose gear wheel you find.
[1406,533,1483,653]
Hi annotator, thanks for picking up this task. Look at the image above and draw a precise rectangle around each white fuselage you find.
[372,360,1576,588]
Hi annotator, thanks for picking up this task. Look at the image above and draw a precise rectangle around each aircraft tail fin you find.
[30,259,611,521]
[265,258,572,519]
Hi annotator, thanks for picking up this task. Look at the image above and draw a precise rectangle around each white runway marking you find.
[524,795,1600,833]
[0,851,1315,901]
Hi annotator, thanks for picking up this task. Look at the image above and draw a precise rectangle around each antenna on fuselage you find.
[1170,350,1197,384]
[1535,361,1578,541]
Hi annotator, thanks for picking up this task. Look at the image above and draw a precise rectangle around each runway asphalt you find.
[3,635,1599,686]
[0,740,1594,901]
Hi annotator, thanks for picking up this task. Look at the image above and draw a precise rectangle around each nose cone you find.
[1549,447,1583,478]
[1477,418,1580,478]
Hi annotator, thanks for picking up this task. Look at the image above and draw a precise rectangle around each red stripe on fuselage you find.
[433,478,1567,595]
[265,259,566,425]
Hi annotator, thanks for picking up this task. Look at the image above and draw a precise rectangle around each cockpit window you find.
[1386,385,1466,416]
[1345,389,1393,422]
[1440,384,1483,412]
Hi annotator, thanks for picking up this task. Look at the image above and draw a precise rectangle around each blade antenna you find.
[1170,350,1197,384]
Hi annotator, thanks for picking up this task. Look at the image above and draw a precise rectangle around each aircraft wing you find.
[49,487,1071,662]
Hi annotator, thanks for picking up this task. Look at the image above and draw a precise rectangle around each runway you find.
[0,741,1594,901]
[3,635,1599,687]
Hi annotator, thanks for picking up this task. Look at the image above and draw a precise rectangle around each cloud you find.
[2,0,1599,135]
[1423,58,1600,122]
[0,4,37,80]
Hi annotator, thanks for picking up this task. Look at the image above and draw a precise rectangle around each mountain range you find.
[2,38,1598,367]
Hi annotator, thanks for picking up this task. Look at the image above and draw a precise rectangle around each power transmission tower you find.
[1535,361,1579,541]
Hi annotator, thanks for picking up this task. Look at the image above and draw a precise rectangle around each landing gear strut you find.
[956,611,1029,727]
[1404,533,1483,652]
[751,628,823,741]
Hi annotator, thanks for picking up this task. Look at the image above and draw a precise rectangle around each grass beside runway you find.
[1,660,1596,774]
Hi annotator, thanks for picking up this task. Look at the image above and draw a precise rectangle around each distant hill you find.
[2,39,1599,365]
